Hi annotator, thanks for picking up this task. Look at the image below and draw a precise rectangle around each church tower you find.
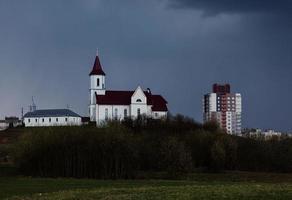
[89,50,106,121]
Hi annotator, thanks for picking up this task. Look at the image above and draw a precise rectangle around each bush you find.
[13,125,138,179]
[159,137,192,175]
[11,115,292,179]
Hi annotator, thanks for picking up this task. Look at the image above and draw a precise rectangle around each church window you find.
[42,118,44,122]
[97,78,100,87]
[35,119,37,123]
[65,118,68,122]
[124,109,127,118]
[136,99,142,102]
[114,108,118,120]
[137,108,141,116]
[105,108,108,120]
[155,113,158,117]
[56,118,58,122]
[28,119,31,123]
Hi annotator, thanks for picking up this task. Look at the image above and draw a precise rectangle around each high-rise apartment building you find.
[203,84,242,134]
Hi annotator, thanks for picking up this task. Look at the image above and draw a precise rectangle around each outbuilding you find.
[23,109,82,127]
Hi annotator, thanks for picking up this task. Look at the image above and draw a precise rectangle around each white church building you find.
[89,52,168,126]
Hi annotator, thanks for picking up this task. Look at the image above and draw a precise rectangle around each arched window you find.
[105,108,108,120]
[136,99,142,102]
[114,108,118,120]
[137,108,141,116]
[97,78,100,87]
[124,109,127,118]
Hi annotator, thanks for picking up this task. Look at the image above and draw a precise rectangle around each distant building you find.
[23,109,82,127]
[203,84,242,135]
[0,117,22,131]
[245,129,283,139]
[0,120,9,131]
[89,52,168,126]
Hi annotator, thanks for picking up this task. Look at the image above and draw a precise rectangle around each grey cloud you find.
[168,0,292,15]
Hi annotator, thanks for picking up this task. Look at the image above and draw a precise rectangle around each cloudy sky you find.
[0,0,291,131]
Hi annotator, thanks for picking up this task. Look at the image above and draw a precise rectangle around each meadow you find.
[1,172,292,200]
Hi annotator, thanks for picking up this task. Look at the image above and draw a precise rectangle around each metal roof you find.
[95,90,168,111]
[23,109,81,118]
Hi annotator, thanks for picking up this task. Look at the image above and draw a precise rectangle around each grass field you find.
[1,172,292,200]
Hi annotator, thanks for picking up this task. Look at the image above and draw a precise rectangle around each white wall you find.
[152,111,167,119]
[90,75,106,122]
[130,86,148,118]
[209,93,217,112]
[24,116,82,127]
[96,105,130,126]
[0,122,9,131]
[89,105,96,122]
[235,93,242,113]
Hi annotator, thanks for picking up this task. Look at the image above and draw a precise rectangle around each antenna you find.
[31,96,37,112]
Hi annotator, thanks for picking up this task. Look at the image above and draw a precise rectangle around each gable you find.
[131,86,147,104]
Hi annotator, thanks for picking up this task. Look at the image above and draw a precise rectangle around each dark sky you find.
[0,0,291,131]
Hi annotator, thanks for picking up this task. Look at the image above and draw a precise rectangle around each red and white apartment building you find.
[203,84,242,135]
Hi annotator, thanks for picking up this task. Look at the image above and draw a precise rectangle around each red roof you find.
[150,95,168,111]
[96,90,168,112]
[89,56,106,76]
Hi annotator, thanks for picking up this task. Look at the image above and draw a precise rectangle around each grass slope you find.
[1,173,292,200]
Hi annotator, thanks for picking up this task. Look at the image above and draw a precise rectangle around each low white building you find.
[245,129,283,139]
[88,52,168,126]
[0,120,9,131]
[23,109,82,127]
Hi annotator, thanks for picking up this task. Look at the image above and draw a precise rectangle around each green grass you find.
[1,172,292,200]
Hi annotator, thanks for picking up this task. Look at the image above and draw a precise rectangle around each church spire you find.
[89,49,106,76]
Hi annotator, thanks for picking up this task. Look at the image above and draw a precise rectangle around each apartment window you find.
[137,108,141,116]
[124,109,127,118]
[97,78,100,87]
[105,108,108,120]
[56,118,58,122]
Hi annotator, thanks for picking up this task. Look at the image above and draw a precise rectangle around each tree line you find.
[12,115,292,179]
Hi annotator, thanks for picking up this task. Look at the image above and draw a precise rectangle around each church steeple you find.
[89,50,106,76]
[89,49,106,122]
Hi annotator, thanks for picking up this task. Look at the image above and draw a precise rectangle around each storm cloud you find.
[0,0,291,131]
[168,0,292,15]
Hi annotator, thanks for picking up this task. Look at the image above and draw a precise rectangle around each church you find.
[89,52,168,126]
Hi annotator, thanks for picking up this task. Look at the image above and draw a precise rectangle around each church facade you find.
[89,53,168,126]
